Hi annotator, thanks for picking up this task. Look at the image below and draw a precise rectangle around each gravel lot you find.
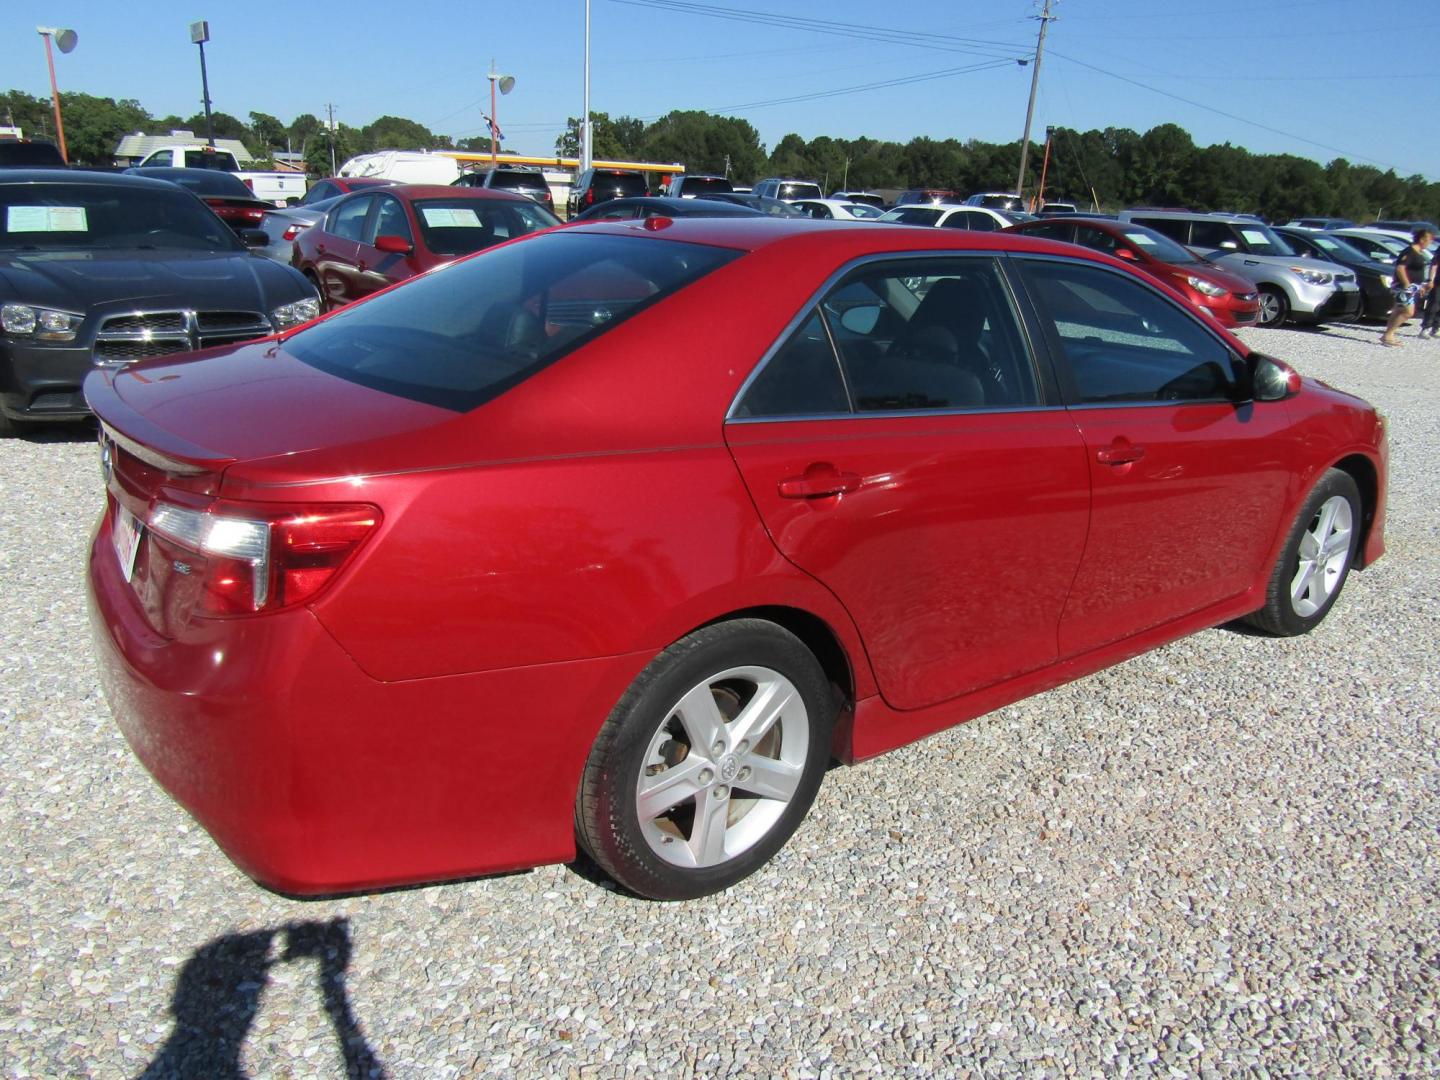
[1,319,1437,1078]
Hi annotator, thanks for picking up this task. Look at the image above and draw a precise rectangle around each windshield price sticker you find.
[6,206,89,232]
[420,207,482,228]
[1240,228,1270,245]
[113,504,142,582]
[1124,232,1158,246]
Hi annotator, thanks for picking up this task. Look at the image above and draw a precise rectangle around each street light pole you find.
[581,0,592,172]
[486,62,514,169]
[35,26,77,163]
[189,22,215,147]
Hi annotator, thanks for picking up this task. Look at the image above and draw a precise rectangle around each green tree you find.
[248,111,287,153]
[56,92,151,164]
[555,112,645,160]
[641,111,765,179]
[360,115,448,153]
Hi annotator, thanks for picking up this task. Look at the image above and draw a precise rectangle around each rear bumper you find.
[88,514,649,895]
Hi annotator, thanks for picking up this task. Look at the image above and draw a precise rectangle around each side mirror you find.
[1114,247,1138,261]
[1219,240,1239,250]
[839,304,882,334]
[1250,353,1302,402]
[239,228,269,248]
[374,234,413,255]
[285,196,300,207]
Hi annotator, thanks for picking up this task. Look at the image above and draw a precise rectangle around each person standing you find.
[1380,227,1434,346]
[1420,239,1440,337]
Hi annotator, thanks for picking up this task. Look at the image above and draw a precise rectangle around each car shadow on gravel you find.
[138,917,386,1079]
[9,418,99,443]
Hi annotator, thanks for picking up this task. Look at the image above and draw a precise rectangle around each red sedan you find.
[1008,216,1263,328]
[86,218,1386,900]
[292,184,559,309]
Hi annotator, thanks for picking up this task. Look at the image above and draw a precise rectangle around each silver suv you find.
[1117,210,1362,327]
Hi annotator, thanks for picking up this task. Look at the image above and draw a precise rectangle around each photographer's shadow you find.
[139,917,384,1079]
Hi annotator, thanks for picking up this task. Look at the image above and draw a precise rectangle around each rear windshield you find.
[679,177,733,196]
[590,172,647,198]
[777,182,822,200]
[974,194,1023,211]
[134,168,254,198]
[0,143,66,168]
[489,171,549,193]
[412,197,559,256]
[283,231,740,411]
[181,150,238,171]
[0,182,241,251]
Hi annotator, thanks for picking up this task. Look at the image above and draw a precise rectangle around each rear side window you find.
[284,232,740,411]
[1021,259,1243,404]
[1131,217,1190,244]
[329,196,373,241]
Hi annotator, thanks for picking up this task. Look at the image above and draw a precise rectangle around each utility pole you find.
[326,102,336,175]
[1014,0,1055,199]
[581,0,592,172]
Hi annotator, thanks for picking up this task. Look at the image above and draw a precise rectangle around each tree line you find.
[4,88,1436,223]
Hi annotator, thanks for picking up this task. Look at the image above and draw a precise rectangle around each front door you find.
[1015,256,1294,656]
[726,256,1091,712]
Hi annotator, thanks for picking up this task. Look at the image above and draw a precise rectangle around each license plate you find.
[113,504,142,582]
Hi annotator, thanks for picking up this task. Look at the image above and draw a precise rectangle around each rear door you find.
[1015,255,1293,656]
[726,255,1091,711]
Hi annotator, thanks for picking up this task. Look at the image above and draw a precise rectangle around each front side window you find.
[302,181,337,205]
[328,195,374,241]
[284,232,739,411]
[739,258,1039,417]
[1131,216,1190,245]
[367,195,412,245]
[1021,259,1244,404]
[1187,220,1240,250]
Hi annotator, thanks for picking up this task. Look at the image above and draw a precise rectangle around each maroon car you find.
[1008,217,1262,328]
[292,185,560,309]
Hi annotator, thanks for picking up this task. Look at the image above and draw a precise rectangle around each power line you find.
[1047,49,1396,170]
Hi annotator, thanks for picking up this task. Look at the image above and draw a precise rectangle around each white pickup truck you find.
[135,145,307,206]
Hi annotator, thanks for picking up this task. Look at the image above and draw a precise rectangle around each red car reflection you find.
[1008,216,1263,327]
[292,184,559,309]
[86,219,1386,901]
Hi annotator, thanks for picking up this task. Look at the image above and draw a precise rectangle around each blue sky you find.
[4,0,1438,179]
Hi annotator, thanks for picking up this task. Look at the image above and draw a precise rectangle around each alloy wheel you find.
[1291,494,1353,617]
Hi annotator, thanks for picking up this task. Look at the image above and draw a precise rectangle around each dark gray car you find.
[0,170,318,434]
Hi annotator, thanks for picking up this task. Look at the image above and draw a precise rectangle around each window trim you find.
[726,250,1058,424]
[1011,252,1251,410]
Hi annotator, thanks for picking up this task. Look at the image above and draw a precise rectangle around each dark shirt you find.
[1396,244,1428,286]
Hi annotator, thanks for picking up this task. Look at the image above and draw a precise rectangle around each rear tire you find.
[576,619,836,900]
[1258,286,1290,328]
[0,411,17,438]
[1245,469,1361,636]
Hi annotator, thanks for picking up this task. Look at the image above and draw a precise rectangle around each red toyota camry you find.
[86,218,1387,901]
[1008,216,1263,328]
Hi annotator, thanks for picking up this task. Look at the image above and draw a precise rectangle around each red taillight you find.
[584,189,594,205]
[242,177,255,192]
[282,224,304,241]
[141,499,380,617]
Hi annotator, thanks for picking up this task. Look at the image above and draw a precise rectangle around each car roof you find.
[370,184,529,201]
[0,168,185,191]
[561,215,1099,262]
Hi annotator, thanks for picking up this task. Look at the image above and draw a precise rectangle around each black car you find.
[1274,227,1397,321]
[0,170,319,435]
[0,141,67,169]
[453,168,555,213]
[567,168,648,218]
[569,196,765,223]
[124,167,275,234]
[696,192,807,218]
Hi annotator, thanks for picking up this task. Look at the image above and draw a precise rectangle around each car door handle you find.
[778,464,862,499]
[357,259,367,272]
[1096,444,1146,466]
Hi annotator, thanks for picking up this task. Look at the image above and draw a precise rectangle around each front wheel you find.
[1257,286,1290,328]
[576,620,836,900]
[1245,469,1361,636]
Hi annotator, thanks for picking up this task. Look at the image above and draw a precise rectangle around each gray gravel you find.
[2,319,1437,1078]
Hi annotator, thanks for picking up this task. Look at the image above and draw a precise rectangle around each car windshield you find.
[1233,224,1296,257]
[0,143,66,167]
[1306,234,1367,262]
[284,232,740,411]
[843,203,885,219]
[0,182,241,251]
[1342,234,1405,259]
[132,168,254,198]
[1118,225,1200,264]
[412,198,559,256]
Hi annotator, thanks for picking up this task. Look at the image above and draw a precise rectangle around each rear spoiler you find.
[84,367,237,477]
